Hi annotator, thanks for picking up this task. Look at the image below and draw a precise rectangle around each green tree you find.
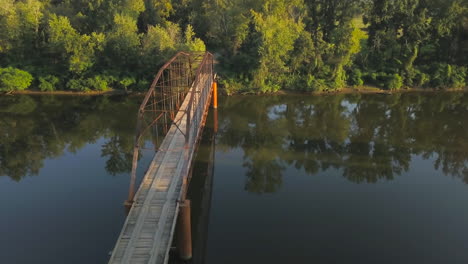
[103,14,141,74]
[48,14,105,76]
[140,0,173,27]
[182,24,206,52]
[0,67,33,91]
[0,0,17,54]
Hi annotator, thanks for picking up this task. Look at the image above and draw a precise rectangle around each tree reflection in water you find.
[1,93,467,189]
[0,95,144,181]
[216,92,468,193]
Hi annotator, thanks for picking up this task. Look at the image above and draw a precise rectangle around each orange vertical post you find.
[212,81,218,109]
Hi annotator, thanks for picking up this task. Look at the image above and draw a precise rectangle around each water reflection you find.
[0,95,145,181]
[217,92,468,193]
[101,136,134,176]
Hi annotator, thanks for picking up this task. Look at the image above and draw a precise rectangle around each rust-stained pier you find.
[108,52,216,264]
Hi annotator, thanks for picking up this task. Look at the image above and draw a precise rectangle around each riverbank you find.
[4,89,131,96]
[226,85,468,96]
[307,86,468,95]
[2,86,467,97]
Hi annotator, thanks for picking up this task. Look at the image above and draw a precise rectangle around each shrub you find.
[385,73,403,90]
[259,81,281,93]
[220,78,244,95]
[328,67,347,90]
[283,74,327,92]
[349,69,364,86]
[67,78,88,91]
[403,68,416,86]
[67,76,109,91]
[119,76,136,90]
[449,66,466,89]
[86,75,109,91]
[413,70,429,87]
[284,74,301,91]
[0,67,33,92]
[430,63,467,89]
[38,75,60,91]
[136,79,150,91]
[362,71,403,90]
[306,75,328,92]
[363,71,387,88]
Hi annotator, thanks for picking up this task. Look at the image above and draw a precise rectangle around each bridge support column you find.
[177,199,192,260]
[212,81,218,109]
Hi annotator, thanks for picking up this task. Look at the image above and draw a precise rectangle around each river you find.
[1,92,468,263]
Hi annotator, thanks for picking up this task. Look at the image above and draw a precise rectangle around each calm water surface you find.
[1,93,468,264]
[195,92,468,264]
[0,95,155,264]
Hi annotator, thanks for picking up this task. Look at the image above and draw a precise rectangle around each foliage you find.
[249,2,305,92]
[0,0,204,92]
[48,14,105,75]
[86,75,109,91]
[349,69,364,86]
[66,78,88,91]
[182,25,206,52]
[66,75,110,91]
[386,74,404,90]
[0,67,33,91]
[38,75,60,91]
[119,76,136,91]
[429,63,467,89]
[220,78,245,95]
[0,0,466,92]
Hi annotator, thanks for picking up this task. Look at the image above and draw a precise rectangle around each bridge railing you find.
[186,53,214,147]
[127,51,214,205]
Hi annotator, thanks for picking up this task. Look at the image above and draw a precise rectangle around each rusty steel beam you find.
[127,52,214,207]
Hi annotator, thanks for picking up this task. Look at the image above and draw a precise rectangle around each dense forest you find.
[0,0,467,93]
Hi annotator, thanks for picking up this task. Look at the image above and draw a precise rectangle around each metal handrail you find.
[127,51,214,206]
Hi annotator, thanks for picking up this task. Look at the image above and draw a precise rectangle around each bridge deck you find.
[109,71,212,264]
